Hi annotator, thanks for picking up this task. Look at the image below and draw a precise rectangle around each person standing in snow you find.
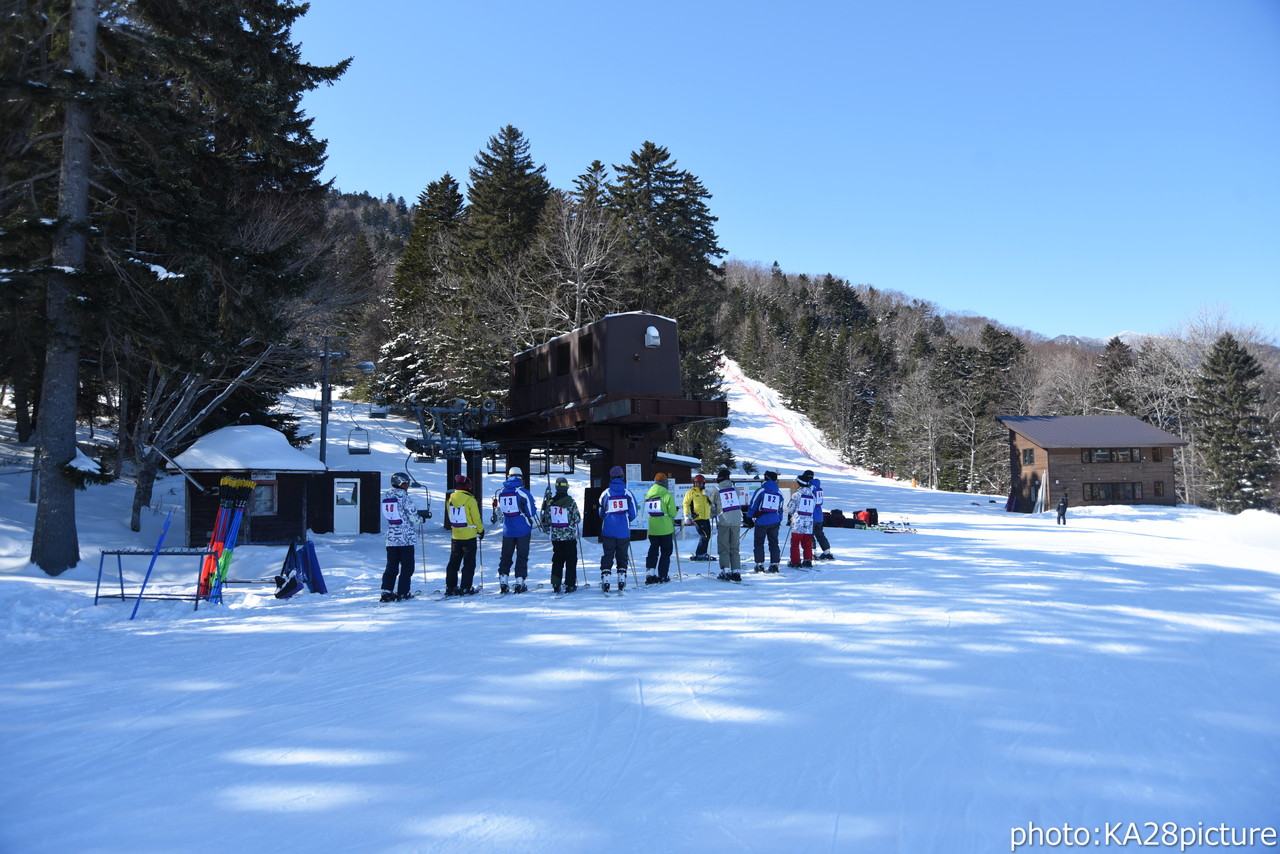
[1056,494,1068,525]
[495,466,537,593]
[786,472,818,568]
[597,465,638,592]
[746,470,784,573]
[682,473,713,562]
[444,474,484,596]
[808,471,835,560]
[380,472,421,602]
[540,476,582,593]
[708,468,743,581]
[644,473,678,583]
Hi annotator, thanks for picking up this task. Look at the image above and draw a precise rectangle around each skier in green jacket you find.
[644,473,678,584]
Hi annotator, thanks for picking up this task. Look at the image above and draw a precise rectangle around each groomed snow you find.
[1,360,1277,853]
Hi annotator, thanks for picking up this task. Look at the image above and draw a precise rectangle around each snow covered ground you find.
[1,359,1277,854]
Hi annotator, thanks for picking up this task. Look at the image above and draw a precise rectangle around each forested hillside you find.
[320,130,1278,514]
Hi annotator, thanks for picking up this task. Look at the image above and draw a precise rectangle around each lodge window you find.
[251,481,278,515]
[578,333,593,369]
[1154,481,1164,497]
[536,352,550,382]
[1084,482,1143,502]
[514,358,532,388]
[555,342,571,376]
[1152,448,1163,463]
[1022,448,1035,465]
[1081,448,1141,464]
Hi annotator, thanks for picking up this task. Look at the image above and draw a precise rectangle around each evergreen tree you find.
[378,174,466,406]
[1097,336,1136,413]
[1191,333,1277,512]
[393,173,464,306]
[460,125,549,274]
[7,0,348,571]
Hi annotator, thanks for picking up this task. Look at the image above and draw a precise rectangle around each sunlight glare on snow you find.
[223,747,407,767]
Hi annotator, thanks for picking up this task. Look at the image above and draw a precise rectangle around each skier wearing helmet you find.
[682,473,713,562]
[380,472,421,602]
[444,474,484,596]
[539,476,582,593]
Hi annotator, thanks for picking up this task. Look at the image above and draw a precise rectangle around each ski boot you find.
[601,571,611,593]
[396,591,415,601]
[461,586,479,596]
[379,591,397,603]
[754,563,765,573]
[514,579,528,593]
[801,559,813,568]
[767,564,780,573]
[817,551,835,561]
[645,574,661,585]
[444,587,460,598]
[787,560,802,568]
[499,574,511,594]
[730,571,742,582]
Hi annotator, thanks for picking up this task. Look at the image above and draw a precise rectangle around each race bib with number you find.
[499,493,521,517]
[718,488,740,510]
[646,498,664,517]
[796,495,815,516]
[605,496,628,514]
[549,506,569,528]
[761,492,782,511]
[382,498,404,524]
[448,504,469,527]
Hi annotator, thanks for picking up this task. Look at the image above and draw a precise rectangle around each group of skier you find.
[378,464,837,601]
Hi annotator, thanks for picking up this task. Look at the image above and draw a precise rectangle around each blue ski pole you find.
[130,512,172,620]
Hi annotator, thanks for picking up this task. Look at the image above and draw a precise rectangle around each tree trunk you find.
[13,378,34,443]
[130,452,160,533]
[30,0,97,575]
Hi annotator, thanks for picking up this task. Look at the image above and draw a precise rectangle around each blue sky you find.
[292,0,1280,341]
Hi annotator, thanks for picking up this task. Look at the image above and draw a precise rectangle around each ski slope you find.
[1,362,1277,854]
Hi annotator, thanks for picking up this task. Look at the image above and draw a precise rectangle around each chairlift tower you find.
[473,312,727,535]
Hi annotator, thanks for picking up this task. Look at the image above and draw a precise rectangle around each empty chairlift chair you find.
[347,427,371,455]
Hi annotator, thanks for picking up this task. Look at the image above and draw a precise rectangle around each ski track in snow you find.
[1,367,1279,853]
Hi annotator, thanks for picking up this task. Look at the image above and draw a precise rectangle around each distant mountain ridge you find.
[1049,331,1160,352]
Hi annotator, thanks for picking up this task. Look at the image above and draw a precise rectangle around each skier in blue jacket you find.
[495,467,537,593]
[746,470,784,573]
[597,465,638,592]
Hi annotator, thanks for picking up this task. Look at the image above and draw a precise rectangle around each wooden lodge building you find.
[997,415,1188,513]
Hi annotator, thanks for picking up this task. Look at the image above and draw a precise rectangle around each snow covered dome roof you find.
[170,425,326,473]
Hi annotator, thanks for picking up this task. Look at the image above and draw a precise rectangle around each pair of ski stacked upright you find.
[198,477,255,604]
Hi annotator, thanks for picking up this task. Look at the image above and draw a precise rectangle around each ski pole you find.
[130,511,171,620]
[624,537,639,588]
[418,519,427,576]
[673,531,683,581]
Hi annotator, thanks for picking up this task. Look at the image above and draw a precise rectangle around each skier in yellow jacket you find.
[444,474,485,595]
[682,473,713,562]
